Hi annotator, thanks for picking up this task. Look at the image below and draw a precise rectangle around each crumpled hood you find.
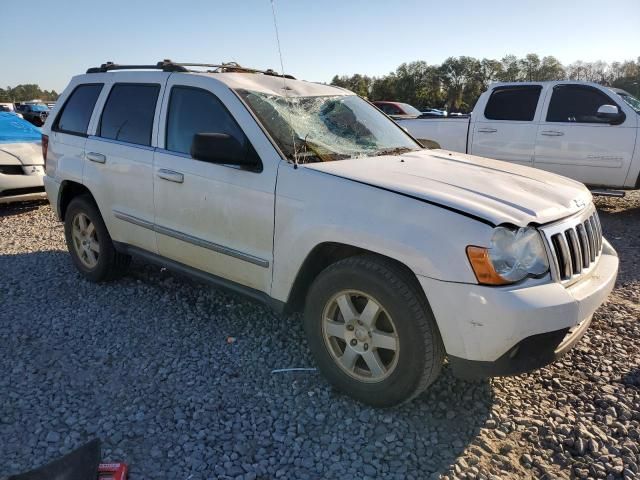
[0,142,43,166]
[304,149,592,227]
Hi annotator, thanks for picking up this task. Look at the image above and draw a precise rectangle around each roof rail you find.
[86,59,295,79]
[86,60,188,74]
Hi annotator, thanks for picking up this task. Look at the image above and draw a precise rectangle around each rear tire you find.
[64,194,130,282]
[303,255,444,407]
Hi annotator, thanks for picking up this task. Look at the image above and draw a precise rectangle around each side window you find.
[546,85,618,123]
[387,105,402,115]
[99,84,160,146]
[54,84,103,135]
[484,86,542,121]
[166,86,245,155]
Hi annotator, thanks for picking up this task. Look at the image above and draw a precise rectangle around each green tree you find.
[330,74,372,97]
[498,54,521,82]
[520,54,541,81]
[439,56,479,111]
[0,84,59,102]
[538,56,564,81]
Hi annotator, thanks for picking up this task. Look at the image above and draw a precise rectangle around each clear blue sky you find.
[2,0,638,92]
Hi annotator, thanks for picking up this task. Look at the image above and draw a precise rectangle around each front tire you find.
[64,194,130,282]
[303,255,444,407]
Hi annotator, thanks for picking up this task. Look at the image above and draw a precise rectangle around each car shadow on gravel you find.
[0,200,48,218]
[0,251,493,480]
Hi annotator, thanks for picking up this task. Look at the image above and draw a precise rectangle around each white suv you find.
[42,61,618,406]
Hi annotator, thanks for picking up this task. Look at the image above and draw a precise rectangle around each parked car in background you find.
[372,101,424,119]
[0,102,24,119]
[398,81,640,190]
[17,102,50,126]
[0,112,46,203]
[43,61,617,406]
[421,108,447,117]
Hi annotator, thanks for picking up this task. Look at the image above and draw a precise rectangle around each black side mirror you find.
[190,133,259,168]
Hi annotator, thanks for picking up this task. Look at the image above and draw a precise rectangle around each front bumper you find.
[448,315,593,379]
[0,170,46,204]
[418,239,618,378]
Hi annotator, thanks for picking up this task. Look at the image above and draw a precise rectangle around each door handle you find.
[540,130,565,136]
[86,152,106,163]
[157,169,184,184]
[477,128,497,133]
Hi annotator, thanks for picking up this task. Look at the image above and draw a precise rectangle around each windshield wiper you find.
[372,146,417,157]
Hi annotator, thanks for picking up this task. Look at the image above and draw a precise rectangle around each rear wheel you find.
[64,195,130,282]
[303,255,444,407]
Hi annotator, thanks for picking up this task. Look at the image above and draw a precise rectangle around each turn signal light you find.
[466,246,511,286]
[42,134,49,173]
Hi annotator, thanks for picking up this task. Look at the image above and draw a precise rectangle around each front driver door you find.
[153,76,279,294]
[534,84,637,187]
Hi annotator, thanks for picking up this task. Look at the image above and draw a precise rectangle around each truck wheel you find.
[64,195,131,282]
[303,255,444,407]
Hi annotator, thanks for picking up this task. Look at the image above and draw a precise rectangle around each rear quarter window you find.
[98,83,160,146]
[484,86,542,121]
[54,84,103,136]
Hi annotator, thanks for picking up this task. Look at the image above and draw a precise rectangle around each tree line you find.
[0,84,59,103]
[330,54,640,112]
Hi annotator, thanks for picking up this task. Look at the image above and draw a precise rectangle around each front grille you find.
[542,206,602,284]
[0,165,25,175]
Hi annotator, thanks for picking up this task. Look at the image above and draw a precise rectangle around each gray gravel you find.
[0,193,639,480]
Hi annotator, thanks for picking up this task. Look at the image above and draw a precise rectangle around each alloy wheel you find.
[322,290,399,383]
[71,212,100,269]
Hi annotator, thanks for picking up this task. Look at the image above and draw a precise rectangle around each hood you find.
[0,142,43,166]
[304,149,592,227]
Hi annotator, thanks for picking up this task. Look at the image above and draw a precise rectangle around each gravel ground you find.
[0,192,638,480]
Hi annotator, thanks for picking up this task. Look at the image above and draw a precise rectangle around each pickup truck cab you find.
[399,81,640,190]
[42,62,618,406]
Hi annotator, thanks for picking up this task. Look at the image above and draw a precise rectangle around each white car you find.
[0,112,46,204]
[0,103,24,119]
[398,81,640,190]
[42,61,618,406]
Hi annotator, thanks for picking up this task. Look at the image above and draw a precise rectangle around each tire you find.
[64,194,131,282]
[303,255,444,407]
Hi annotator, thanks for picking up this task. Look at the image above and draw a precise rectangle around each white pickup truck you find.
[399,81,640,190]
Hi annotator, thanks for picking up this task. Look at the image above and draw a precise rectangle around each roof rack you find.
[86,59,295,79]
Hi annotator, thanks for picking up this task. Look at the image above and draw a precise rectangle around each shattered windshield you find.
[236,90,421,163]
[616,91,640,113]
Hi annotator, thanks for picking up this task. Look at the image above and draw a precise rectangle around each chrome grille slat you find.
[594,214,602,252]
[541,205,603,286]
[551,233,572,280]
[584,219,596,263]
[565,229,582,274]
[576,224,590,268]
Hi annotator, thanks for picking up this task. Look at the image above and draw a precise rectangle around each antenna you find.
[270,0,298,168]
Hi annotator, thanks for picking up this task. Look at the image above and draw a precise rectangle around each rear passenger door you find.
[153,76,278,294]
[470,85,543,165]
[84,73,169,253]
[49,83,104,185]
[534,84,637,187]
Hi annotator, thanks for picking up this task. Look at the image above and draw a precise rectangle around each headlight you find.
[466,226,549,285]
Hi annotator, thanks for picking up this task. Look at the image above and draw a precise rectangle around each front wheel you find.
[303,255,444,407]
